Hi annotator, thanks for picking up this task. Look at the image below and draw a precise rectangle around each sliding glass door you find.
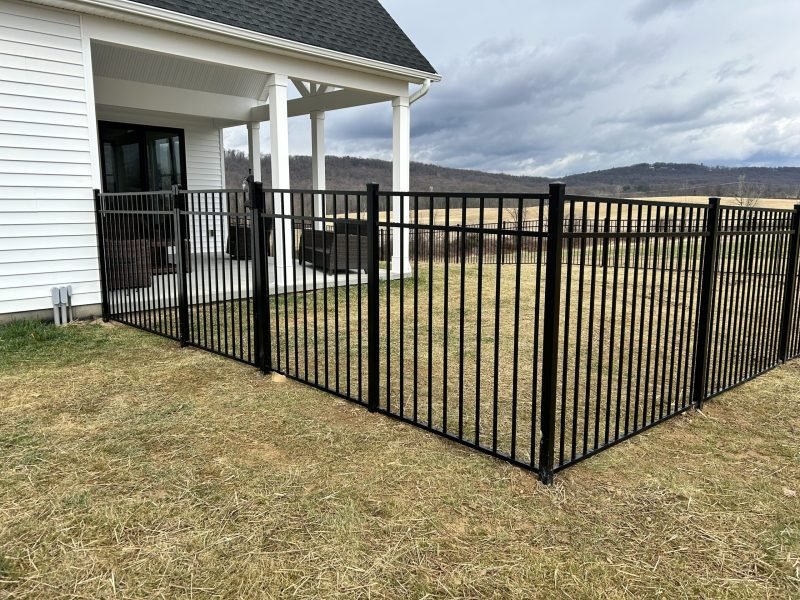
[99,122,187,193]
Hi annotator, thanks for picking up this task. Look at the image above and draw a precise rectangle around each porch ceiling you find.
[92,41,272,100]
[91,41,394,125]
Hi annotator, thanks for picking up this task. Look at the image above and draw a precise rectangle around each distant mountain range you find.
[225,151,800,199]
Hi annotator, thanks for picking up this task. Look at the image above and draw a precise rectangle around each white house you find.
[0,0,438,321]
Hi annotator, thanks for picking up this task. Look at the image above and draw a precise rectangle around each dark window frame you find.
[98,120,189,193]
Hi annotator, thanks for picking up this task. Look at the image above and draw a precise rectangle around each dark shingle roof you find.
[127,0,437,74]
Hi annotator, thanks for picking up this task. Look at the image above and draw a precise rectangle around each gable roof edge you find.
[29,0,441,82]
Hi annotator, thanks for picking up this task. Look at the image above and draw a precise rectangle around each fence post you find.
[93,189,110,322]
[538,182,566,484]
[367,183,380,412]
[172,185,190,347]
[692,197,721,409]
[778,204,800,361]
[249,177,272,374]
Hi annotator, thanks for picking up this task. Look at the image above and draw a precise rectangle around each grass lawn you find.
[1,320,799,599]
[259,250,780,470]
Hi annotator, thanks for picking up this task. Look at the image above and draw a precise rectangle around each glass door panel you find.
[99,122,186,194]
[146,131,182,191]
[100,126,144,193]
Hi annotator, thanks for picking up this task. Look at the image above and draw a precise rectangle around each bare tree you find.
[504,203,528,226]
[732,174,764,207]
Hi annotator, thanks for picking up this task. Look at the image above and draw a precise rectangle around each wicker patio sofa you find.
[104,238,153,290]
[298,221,368,274]
[225,193,279,261]
[102,199,192,289]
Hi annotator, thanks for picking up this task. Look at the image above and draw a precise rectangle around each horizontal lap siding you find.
[186,126,227,254]
[0,2,226,316]
[0,0,99,314]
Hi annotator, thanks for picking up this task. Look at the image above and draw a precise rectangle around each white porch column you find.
[311,110,326,230]
[267,74,294,274]
[392,96,411,276]
[247,122,262,182]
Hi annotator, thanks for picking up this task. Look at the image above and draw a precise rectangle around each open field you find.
[335,196,797,226]
[1,320,799,598]
[632,195,799,209]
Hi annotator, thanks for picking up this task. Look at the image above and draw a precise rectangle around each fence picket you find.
[779,205,800,361]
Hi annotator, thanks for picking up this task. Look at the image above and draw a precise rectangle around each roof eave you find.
[30,0,442,83]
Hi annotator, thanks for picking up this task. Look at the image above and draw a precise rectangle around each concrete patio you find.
[108,252,372,311]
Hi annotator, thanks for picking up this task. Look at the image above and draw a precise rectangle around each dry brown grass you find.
[130,246,784,472]
[633,195,798,209]
[0,320,798,599]
[336,196,797,226]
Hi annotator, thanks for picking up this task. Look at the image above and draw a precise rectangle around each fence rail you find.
[94,184,800,484]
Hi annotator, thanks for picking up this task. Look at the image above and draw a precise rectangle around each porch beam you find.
[250,88,389,121]
[93,76,257,122]
[391,96,411,276]
[311,110,326,230]
[268,74,294,275]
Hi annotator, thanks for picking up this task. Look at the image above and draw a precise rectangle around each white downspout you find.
[409,79,431,105]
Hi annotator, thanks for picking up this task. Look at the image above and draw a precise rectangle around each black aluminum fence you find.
[94,189,182,340]
[550,197,708,471]
[703,205,799,398]
[377,218,715,268]
[260,187,371,405]
[376,191,550,471]
[94,184,800,483]
[374,221,546,265]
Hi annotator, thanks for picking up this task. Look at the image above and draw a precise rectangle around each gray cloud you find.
[770,68,796,82]
[716,58,755,82]
[224,0,800,177]
[599,86,734,128]
[629,0,699,23]
[648,71,689,90]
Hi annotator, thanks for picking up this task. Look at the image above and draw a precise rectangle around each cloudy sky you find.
[223,0,800,177]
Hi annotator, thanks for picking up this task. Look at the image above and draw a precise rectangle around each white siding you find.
[0,0,98,315]
[0,0,226,316]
